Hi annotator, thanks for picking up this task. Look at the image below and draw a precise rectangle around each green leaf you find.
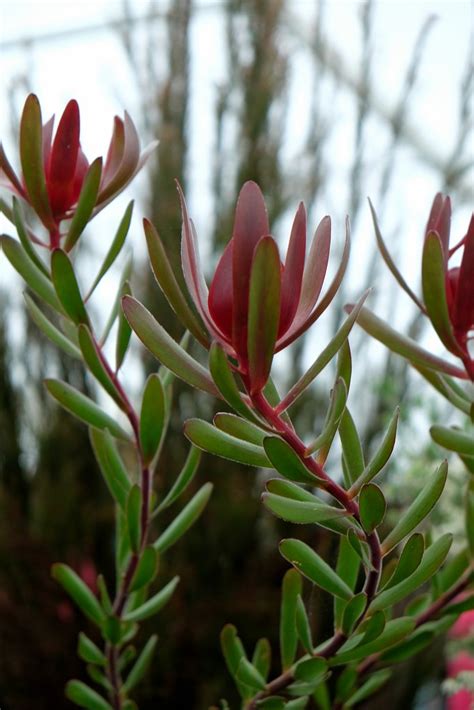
[24,293,81,358]
[381,461,448,555]
[280,539,352,600]
[65,680,112,710]
[97,576,112,615]
[123,635,158,692]
[156,446,201,512]
[359,484,386,533]
[435,548,470,595]
[144,218,209,347]
[236,657,267,691]
[382,533,425,590]
[45,378,129,441]
[380,630,435,663]
[185,419,270,467]
[78,633,106,666]
[288,656,328,696]
[284,698,309,709]
[78,324,124,406]
[140,374,166,465]
[64,158,103,251]
[19,94,54,229]
[422,231,464,356]
[346,305,467,379]
[344,669,391,707]
[221,625,252,700]
[305,378,347,457]
[12,196,49,275]
[312,680,331,710]
[209,342,264,425]
[1,235,62,311]
[370,533,453,612]
[358,610,386,644]
[334,537,360,630]
[129,546,158,592]
[263,437,318,485]
[124,575,179,622]
[87,201,134,297]
[116,281,132,370]
[214,412,267,446]
[349,408,399,494]
[414,365,472,415]
[99,253,133,344]
[346,528,371,567]
[430,426,474,456]
[339,408,364,485]
[262,490,346,525]
[89,428,131,509]
[280,569,302,670]
[342,593,367,635]
[122,296,219,397]
[329,617,415,665]
[51,563,104,626]
[295,596,313,653]
[247,237,281,394]
[127,485,142,553]
[51,249,89,325]
[277,290,368,413]
[154,482,213,553]
[252,638,271,681]
[467,479,474,557]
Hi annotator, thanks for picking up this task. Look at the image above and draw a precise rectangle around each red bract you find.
[0,94,156,241]
[179,180,349,394]
[423,193,474,378]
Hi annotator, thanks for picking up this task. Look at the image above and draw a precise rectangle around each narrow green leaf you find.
[334,537,360,630]
[97,576,112,615]
[1,235,62,311]
[64,158,103,251]
[312,680,331,710]
[19,94,54,229]
[346,305,467,379]
[370,533,453,612]
[185,419,270,467]
[221,624,253,700]
[380,630,434,663]
[435,548,470,596]
[342,593,367,635]
[116,281,132,370]
[277,290,368,413]
[154,482,213,553]
[262,491,346,525]
[335,667,358,702]
[100,254,133,344]
[295,596,313,653]
[51,563,104,626]
[156,446,201,512]
[127,485,142,553]
[12,196,49,276]
[381,461,448,555]
[123,635,158,692]
[247,237,281,395]
[422,231,464,356]
[359,484,386,533]
[89,428,131,509]
[329,617,415,665]
[339,408,364,485]
[284,698,310,709]
[51,248,89,325]
[144,218,208,347]
[413,364,471,415]
[124,576,179,622]
[252,638,271,681]
[78,633,106,665]
[280,539,352,600]
[24,293,81,358]
[140,374,166,465]
[280,569,302,670]
[263,437,319,485]
[236,657,267,691]
[129,546,158,592]
[45,378,129,441]
[214,412,267,446]
[349,408,399,494]
[78,324,124,406]
[430,426,474,456]
[382,533,425,590]
[65,680,112,710]
[344,669,391,707]
[123,296,219,397]
[358,611,386,645]
[87,201,134,297]
[305,378,347,457]
[209,342,264,425]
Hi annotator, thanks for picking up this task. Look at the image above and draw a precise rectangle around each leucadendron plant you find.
[0,95,214,710]
[123,182,473,708]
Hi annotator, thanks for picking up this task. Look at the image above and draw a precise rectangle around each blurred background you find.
[0,1,473,708]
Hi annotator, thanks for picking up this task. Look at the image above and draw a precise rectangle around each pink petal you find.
[47,100,81,214]
[97,112,140,204]
[42,114,55,171]
[231,181,270,361]
[425,193,451,261]
[0,144,25,197]
[208,240,234,341]
[102,116,124,185]
[279,202,306,337]
[453,214,474,332]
